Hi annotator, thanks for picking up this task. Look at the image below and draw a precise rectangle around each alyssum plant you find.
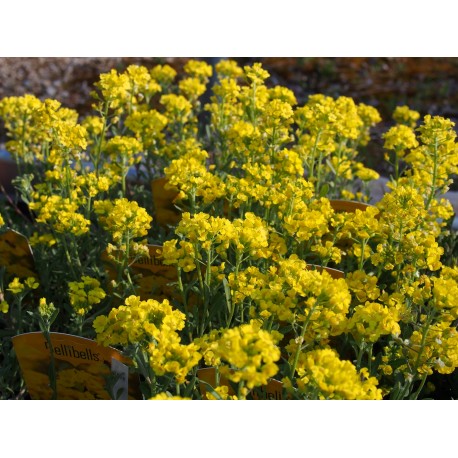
[1,59,458,400]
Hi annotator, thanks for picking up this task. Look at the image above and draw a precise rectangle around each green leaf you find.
[222,277,233,315]
[198,379,222,400]
[319,183,329,198]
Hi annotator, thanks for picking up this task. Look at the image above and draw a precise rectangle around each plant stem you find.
[290,306,315,379]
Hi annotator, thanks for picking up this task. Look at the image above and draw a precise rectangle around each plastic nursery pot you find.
[0,149,18,193]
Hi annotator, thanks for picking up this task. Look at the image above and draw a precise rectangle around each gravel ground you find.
[0,57,186,115]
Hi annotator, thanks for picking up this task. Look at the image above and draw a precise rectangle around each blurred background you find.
[1,57,457,118]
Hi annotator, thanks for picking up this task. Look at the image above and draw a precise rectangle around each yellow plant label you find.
[306,264,345,279]
[12,332,140,400]
[197,366,283,400]
[101,244,178,301]
[329,200,374,213]
[0,229,37,278]
[151,177,181,227]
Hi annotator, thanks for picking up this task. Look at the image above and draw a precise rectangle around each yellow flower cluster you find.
[229,255,351,339]
[38,297,56,320]
[94,198,152,244]
[293,94,381,195]
[373,184,443,276]
[74,172,112,198]
[346,301,401,343]
[149,332,201,384]
[293,348,382,399]
[383,125,419,155]
[150,393,190,400]
[164,148,226,205]
[432,267,458,321]
[407,323,458,375]
[0,94,87,166]
[284,197,334,246]
[30,194,90,236]
[345,270,380,303]
[125,109,168,151]
[160,94,193,122]
[104,136,143,168]
[7,277,39,294]
[95,65,161,111]
[407,116,458,201]
[2,59,458,400]
[150,64,177,86]
[94,295,185,346]
[68,276,106,316]
[199,320,281,394]
[94,295,200,384]
[392,105,420,127]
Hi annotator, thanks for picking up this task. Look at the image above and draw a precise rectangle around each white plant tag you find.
[111,357,129,400]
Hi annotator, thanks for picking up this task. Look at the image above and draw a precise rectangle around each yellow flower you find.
[346,270,380,303]
[164,148,226,204]
[215,60,243,79]
[207,320,282,392]
[179,77,207,100]
[29,195,90,237]
[383,125,418,152]
[94,198,152,244]
[358,103,382,126]
[149,332,201,384]
[39,297,56,320]
[94,295,186,347]
[294,348,382,399]
[7,277,24,294]
[150,64,177,85]
[244,62,270,85]
[407,323,458,375]
[160,94,193,123]
[82,115,104,137]
[0,300,9,314]
[104,136,143,166]
[183,60,213,80]
[393,105,420,127]
[150,393,190,400]
[346,301,401,343]
[29,232,57,247]
[125,110,168,150]
[68,276,106,316]
[24,277,39,290]
[354,163,380,181]
[269,86,297,105]
[205,385,237,400]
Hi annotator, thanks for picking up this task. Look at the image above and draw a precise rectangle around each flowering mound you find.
[1,59,458,400]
